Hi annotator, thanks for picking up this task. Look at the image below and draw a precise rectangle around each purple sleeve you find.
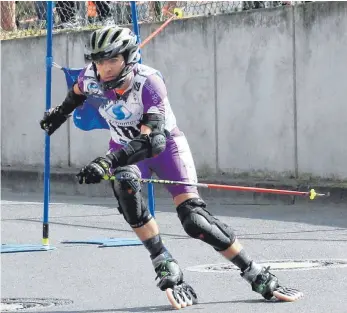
[141,74,167,115]
[77,67,87,94]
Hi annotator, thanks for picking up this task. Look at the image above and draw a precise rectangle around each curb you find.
[2,166,347,204]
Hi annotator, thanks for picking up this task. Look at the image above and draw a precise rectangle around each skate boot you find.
[241,262,304,302]
[152,251,198,309]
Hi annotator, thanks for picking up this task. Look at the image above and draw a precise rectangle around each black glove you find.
[40,106,68,136]
[76,157,113,184]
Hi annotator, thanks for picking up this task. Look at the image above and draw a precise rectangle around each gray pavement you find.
[1,190,347,313]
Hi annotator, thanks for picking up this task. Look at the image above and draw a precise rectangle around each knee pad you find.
[176,198,236,251]
[114,165,142,193]
[111,166,152,228]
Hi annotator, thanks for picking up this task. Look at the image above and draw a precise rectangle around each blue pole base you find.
[1,244,56,254]
[61,238,142,248]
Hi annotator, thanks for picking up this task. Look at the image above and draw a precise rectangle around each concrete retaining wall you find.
[2,1,347,180]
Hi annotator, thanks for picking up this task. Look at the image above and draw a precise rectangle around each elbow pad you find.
[140,113,165,132]
[60,87,87,115]
[107,131,167,168]
[150,130,166,155]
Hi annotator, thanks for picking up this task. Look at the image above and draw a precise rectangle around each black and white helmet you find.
[85,25,141,90]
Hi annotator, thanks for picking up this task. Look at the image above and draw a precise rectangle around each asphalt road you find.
[1,190,347,313]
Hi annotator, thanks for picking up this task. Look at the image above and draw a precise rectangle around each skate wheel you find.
[175,286,188,308]
[176,287,187,308]
[273,286,304,302]
[181,290,193,306]
[166,288,183,310]
[181,283,198,305]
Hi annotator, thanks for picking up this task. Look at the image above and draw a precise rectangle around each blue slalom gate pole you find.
[130,1,155,218]
[130,2,142,62]
[43,1,53,246]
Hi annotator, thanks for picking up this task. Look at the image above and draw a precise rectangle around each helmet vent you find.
[98,31,109,49]
[122,39,129,47]
[110,30,121,43]
[91,32,96,49]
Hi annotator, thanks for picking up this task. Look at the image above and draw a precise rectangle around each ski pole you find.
[139,7,183,49]
[103,176,330,200]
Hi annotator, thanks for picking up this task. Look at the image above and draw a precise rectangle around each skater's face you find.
[95,54,125,82]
